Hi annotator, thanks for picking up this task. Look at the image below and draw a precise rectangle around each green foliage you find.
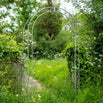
[0,34,23,61]
[65,38,103,87]
[76,86,103,103]
[0,34,23,52]
[27,58,103,103]
[0,0,103,102]
[27,58,76,103]
[64,0,103,87]
[0,34,24,102]
[0,0,15,5]
[0,86,39,103]
[33,31,69,59]
[78,0,103,65]
[34,11,63,40]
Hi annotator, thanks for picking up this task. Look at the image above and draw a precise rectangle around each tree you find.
[0,0,39,43]
[79,0,103,66]
[69,0,103,86]
[34,0,63,40]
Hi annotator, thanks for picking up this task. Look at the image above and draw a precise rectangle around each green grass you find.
[1,58,103,103]
[28,58,68,88]
[24,58,103,103]
[26,58,76,102]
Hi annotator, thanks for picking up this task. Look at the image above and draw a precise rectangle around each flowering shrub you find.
[0,34,23,98]
[65,41,103,87]
[0,34,23,62]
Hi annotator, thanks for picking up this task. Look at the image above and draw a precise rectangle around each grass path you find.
[28,75,42,90]
[23,58,103,103]
[23,71,42,91]
[26,58,69,88]
[25,58,76,103]
[25,58,68,90]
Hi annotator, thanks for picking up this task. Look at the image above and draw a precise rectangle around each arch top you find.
[23,6,72,32]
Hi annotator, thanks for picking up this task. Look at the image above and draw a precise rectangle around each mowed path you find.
[28,75,42,90]
[23,72,42,90]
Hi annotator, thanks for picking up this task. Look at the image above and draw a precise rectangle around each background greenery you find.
[0,0,103,102]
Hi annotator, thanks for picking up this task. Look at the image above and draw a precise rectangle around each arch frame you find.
[23,5,80,92]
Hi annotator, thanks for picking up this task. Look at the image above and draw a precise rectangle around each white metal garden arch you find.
[23,1,80,93]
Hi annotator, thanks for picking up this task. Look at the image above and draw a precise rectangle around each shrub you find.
[33,31,69,59]
[34,10,63,40]
[64,41,103,87]
[0,34,23,97]
[0,34,23,62]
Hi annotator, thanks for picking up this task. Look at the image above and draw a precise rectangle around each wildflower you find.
[38,94,41,100]
[31,41,34,44]
[98,59,101,62]
[98,65,101,67]
[94,37,96,40]
[16,94,19,96]
[88,62,94,66]
[99,55,103,58]
[54,76,57,79]
[29,40,32,42]
[36,61,41,65]
[47,65,51,68]
[38,94,41,98]
[22,88,25,91]
[95,58,98,60]
[33,42,36,44]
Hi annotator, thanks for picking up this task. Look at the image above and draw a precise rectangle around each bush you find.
[33,31,70,59]
[64,41,103,87]
[34,11,63,40]
[0,34,23,62]
[76,85,103,103]
[0,34,23,98]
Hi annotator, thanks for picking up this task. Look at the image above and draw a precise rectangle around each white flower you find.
[16,94,19,96]
[95,58,98,60]
[89,62,94,66]
[98,59,101,62]
[47,65,51,68]
[33,42,36,44]
[98,65,101,67]
[22,88,25,91]
[99,54,103,57]
[7,46,10,48]
[38,94,41,98]
[36,61,41,65]
[54,76,58,79]
[38,94,41,100]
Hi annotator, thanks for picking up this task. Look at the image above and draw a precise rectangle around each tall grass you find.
[26,58,103,103]
[28,58,68,87]
[26,58,76,102]
[1,58,102,103]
